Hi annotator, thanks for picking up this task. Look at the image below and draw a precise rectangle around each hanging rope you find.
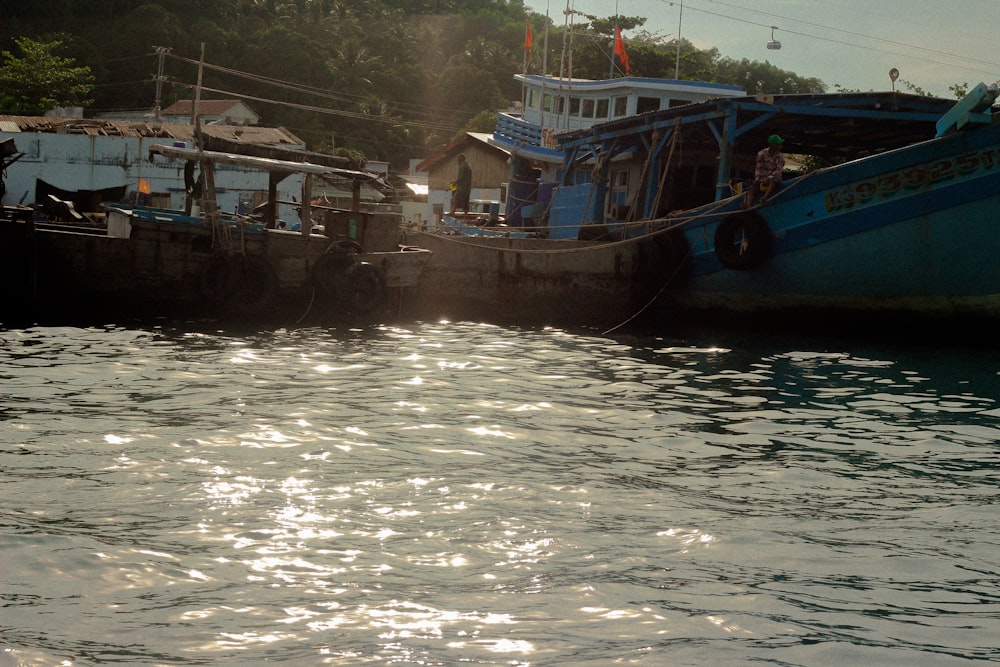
[650,117,683,218]
[623,129,660,224]
[601,238,692,336]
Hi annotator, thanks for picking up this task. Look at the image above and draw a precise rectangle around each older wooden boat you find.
[0,142,431,325]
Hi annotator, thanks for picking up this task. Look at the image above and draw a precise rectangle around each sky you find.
[523,0,1000,98]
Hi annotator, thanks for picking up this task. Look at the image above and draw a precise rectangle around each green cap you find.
[768,134,784,144]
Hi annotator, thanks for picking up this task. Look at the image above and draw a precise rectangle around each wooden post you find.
[202,161,217,218]
[301,173,312,237]
[266,172,280,228]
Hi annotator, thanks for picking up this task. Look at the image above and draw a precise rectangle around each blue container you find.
[507,176,539,228]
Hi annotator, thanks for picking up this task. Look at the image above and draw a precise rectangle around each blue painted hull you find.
[664,121,1000,319]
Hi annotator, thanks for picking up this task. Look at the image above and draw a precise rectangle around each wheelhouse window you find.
[582,98,596,118]
[636,96,660,114]
[613,95,628,117]
[596,98,609,119]
[569,96,581,116]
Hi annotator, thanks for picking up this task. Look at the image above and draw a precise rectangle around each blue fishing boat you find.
[556,82,1000,325]
[405,82,1000,328]
[489,73,745,229]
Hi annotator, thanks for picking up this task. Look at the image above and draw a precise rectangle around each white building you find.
[161,99,261,126]
[0,116,304,216]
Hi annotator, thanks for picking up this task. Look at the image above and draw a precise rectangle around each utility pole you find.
[152,46,170,122]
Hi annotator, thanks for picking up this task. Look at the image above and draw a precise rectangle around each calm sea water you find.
[2,320,999,666]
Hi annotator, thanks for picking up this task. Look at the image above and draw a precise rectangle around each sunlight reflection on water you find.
[2,322,1000,664]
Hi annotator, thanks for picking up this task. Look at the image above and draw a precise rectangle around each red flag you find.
[614,25,630,74]
[525,19,534,51]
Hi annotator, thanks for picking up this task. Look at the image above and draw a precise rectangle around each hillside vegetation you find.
[0,0,825,167]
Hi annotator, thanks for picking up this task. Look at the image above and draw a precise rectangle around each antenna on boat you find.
[889,68,900,93]
[767,26,781,50]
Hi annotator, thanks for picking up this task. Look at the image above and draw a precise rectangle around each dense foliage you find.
[0,37,96,115]
[0,0,827,167]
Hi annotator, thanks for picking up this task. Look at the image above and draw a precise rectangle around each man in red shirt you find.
[744,134,785,209]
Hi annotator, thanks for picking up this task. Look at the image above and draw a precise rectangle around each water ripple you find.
[2,322,999,664]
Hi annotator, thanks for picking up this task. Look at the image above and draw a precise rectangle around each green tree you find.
[897,79,967,99]
[92,5,188,112]
[716,57,826,94]
[435,62,506,124]
[3,1,906,167]
[0,36,95,114]
[948,83,969,99]
[462,109,498,134]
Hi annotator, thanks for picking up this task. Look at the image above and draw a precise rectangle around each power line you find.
[165,52,467,129]
[655,0,1000,80]
[698,0,1000,70]
[191,84,462,134]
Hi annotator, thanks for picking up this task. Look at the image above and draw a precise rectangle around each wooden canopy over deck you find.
[555,91,963,212]
[148,143,384,232]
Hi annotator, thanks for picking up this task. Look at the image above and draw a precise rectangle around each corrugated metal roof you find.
[0,116,302,146]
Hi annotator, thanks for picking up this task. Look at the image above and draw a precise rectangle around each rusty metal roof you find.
[0,116,303,146]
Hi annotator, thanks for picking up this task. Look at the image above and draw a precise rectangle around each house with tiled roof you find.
[161,99,260,126]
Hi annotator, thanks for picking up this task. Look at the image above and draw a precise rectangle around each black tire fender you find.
[227,255,278,315]
[199,253,238,303]
[332,239,363,254]
[337,262,386,314]
[312,247,357,296]
[714,212,771,270]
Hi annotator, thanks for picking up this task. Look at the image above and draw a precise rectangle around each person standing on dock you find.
[744,134,785,209]
[451,153,472,213]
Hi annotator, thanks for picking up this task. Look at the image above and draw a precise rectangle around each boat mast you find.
[675,0,683,80]
[564,1,575,129]
[610,0,618,79]
[556,0,571,131]
[193,43,205,155]
[539,2,550,132]
[192,43,225,248]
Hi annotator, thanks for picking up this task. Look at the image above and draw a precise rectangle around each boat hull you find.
[0,208,431,326]
[400,231,662,325]
[403,119,1000,330]
[661,121,1000,325]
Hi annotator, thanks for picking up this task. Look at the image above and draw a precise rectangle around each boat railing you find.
[108,204,267,234]
[494,113,542,146]
[935,82,999,138]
